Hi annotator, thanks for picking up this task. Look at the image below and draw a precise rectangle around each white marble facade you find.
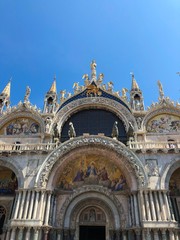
[0,62,179,239]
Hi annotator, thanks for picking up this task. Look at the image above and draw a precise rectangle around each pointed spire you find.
[130,72,139,90]
[49,75,57,93]
[2,80,11,97]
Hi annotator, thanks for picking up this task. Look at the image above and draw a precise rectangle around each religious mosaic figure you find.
[111,121,119,139]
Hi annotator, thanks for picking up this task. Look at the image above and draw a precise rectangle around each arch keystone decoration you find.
[35,136,148,188]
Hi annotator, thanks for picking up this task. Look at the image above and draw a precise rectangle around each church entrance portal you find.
[79,226,105,240]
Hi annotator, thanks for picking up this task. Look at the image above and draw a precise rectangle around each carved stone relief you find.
[145,159,159,177]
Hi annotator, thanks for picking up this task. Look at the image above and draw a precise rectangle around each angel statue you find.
[122,88,128,100]
[24,86,31,103]
[68,122,76,139]
[82,74,90,86]
[111,121,119,140]
[91,60,97,80]
[97,73,104,86]
[107,81,114,92]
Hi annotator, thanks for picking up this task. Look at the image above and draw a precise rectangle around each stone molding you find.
[35,136,148,188]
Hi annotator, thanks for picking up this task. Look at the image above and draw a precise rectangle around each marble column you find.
[144,229,151,240]
[154,191,161,221]
[130,195,135,226]
[133,193,139,225]
[158,191,166,221]
[33,191,40,219]
[25,228,31,240]
[154,230,159,240]
[57,229,63,240]
[149,191,156,221]
[44,192,52,225]
[144,191,151,221]
[161,229,167,240]
[5,229,11,240]
[135,229,141,240]
[10,228,16,240]
[163,192,171,220]
[140,191,146,221]
[23,190,31,219]
[18,227,24,240]
[122,230,127,240]
[174,230,179,240]
[19,191,26,219]
[13,191,22,219]
[33,228,40,240]
[169,230,175,240]
[28,191,35,219]
[43,227,49,240]
[167,194,175,221]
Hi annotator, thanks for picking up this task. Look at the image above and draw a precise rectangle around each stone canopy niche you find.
[55,154,128,192]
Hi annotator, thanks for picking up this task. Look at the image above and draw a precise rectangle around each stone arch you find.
[0,104,45,134]
[52,98,138,133]
[35,136,148,189]
[56,186,125,230]
[0,158,24,188]
[160,158,180,189]
[142,106,180,132]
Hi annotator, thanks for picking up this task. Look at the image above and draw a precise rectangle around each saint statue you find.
[90,60,97,80]
[111,121,119,139]
[157,80,164,99]
[68,122,76,139]
[24,86,31,102]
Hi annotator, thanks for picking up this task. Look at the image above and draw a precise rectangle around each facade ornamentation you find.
[0,62,179,239]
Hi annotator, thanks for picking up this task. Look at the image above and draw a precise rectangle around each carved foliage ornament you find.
[37,136,147,188]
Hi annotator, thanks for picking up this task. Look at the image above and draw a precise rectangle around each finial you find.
[130,72,134,79]
[2,81,11,97]
[157,80,164,99]
[90,60,97,81]
[130,72,139,90]
[49,76,57,93]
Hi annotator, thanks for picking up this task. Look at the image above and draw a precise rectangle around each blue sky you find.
[0,1,180,109]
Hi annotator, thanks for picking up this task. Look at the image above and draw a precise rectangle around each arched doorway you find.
[169,167,180,223]
[0,166,18,237]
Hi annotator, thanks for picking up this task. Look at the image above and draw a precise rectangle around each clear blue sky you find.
[0,1,180,109]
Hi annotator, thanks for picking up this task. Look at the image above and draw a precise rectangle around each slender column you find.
[149,191,156,221]
[44,192,52,225]
[135,229,141,240]
[128,197,132,227]
[144,229,151,240]
[174,231,179,240]
[133,193,139,225]
[161,229,167,240]
[168,195,175,221]
[53,196,57,225]
[25,228,31,240]
[23,190,31,219]
[33,228,40,240]
[39,191,45,220]
[5,229,11,240]
[122,230,127,240]
[10,228,16,240]
[144,191,151,221]
[19,191,26,219]
[163,192,171,220]
[57,230,62,240]
[13,191,22,219]
[154,229,159,240]
[18,227,24,240]
[28,190,35,219]
[41,191,47,221]
[169,230,175,240]
[171,198,179,221]
[130,195,135,226]
[33,191,40,219]
[159,191,166,221]
[154,191,161,221]
[140,190,146,220]
[43,227,49,240]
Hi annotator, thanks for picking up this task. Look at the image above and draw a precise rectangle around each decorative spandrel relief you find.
[5,118,40,135]
[145,159,159,177]
[56,155,127,192]
[26,159,40,176]
[146,114,180,133]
